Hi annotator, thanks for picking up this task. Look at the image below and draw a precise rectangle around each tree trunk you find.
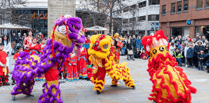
[109,9,112,36]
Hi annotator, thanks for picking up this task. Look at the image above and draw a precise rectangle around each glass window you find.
[130,4,136,10]
[138,1,146,8]
[123,6,129,12]
[162,5,166,15]
[148,15,159,21]
[130,17,136,22]
[138,16,146,21]
[206,0,209,7]
[184,0,189,10]
[171,3,175,13]
[149,0,160,5]
[123,19,128,24]
[197,0,203,8]
[177,1,182,12]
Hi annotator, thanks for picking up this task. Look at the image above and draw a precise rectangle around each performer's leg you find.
[73,65,79,81]
[38,80,62,103]
[38,66,62,103]
[82,62,87,78]
[67,66,73,81]
[111,77,119,87]
[91,67,106,94]
[123,76,136,89]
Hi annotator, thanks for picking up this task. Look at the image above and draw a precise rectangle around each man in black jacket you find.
[131,35,137,55]
[194,40,205,68]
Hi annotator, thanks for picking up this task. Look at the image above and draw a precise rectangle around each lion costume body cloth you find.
[11,15,85,103]
[141,30,197,103]
[88,34,135,93]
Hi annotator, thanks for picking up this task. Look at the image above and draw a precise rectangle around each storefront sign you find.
[48,0,76,37]
[186,20,192,25]
[31,13,48,20]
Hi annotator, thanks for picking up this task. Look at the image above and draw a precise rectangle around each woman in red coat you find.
[66,51,79,81]
[29,38,42,55]
[0,43,9,86]
[77,47,87,79]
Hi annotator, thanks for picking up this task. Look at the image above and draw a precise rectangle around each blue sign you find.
[187,20,192,25]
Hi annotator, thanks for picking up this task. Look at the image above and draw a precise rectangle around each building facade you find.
[159,0,209,39]
[119,0,160,36]
[1,0,108,37]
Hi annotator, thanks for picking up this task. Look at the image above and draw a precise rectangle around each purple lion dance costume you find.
[11,15,85,103]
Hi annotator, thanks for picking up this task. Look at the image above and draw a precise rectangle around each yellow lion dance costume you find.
[88,34,136,94]
[141,30,197,103]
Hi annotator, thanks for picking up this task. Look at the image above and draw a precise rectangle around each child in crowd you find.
[0,43,9,86]
[173,48,183,67]
[12,46,23,85]
[66,50,78,81]
[140,50,148,59]
[197,50,205,71]
[186,44,194,68]
[29,38,41,55]
[77,47,87,79]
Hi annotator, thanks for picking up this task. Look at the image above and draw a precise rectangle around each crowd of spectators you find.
[169,34,209,73]
[120,35,147,61]
[120,33,209,73]
[0,31,45,55]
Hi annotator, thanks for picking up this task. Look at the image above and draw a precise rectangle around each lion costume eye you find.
[152,49,157,54]
[159,47,164,52]
[103,44,108,49]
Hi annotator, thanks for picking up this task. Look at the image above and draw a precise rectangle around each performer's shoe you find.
[12,95,15,100]
[96,90,101,94]
[111,85,117,87]
[132,86,135,90]
[26,94,34,97]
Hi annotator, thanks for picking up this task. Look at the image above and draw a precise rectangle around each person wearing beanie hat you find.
[194,40,205,68]
[0,43,9,86]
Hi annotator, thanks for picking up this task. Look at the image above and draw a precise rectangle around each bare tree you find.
[80,0,131,36]
[0,0,32,25]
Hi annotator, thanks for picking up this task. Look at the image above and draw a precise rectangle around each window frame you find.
[171,2,176,14]
[205,0,209,9]
[177,1,182,14]
[196,0,203,10]
[183,0,189,11]
[162,5,166,16]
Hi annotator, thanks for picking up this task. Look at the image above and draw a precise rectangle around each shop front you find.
[196,26,209,40]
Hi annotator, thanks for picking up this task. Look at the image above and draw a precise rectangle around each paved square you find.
[1,56,208,103]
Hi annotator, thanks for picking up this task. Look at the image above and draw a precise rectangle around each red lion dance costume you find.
[88,34,135,94]
[141,30,196,103]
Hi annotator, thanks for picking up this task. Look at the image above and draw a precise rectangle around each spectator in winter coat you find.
[202,35,207,43]
[131,35,137,54]
[197,50,205,71]
[136,36,142,51]
[205,43,209,54]
[169,42,175,56]
[127,36,134,61]
[173,48,183,67]
[186,44,194,68]
[194,40,205,68]
[11,33,18,43]
[121,38,127,55]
